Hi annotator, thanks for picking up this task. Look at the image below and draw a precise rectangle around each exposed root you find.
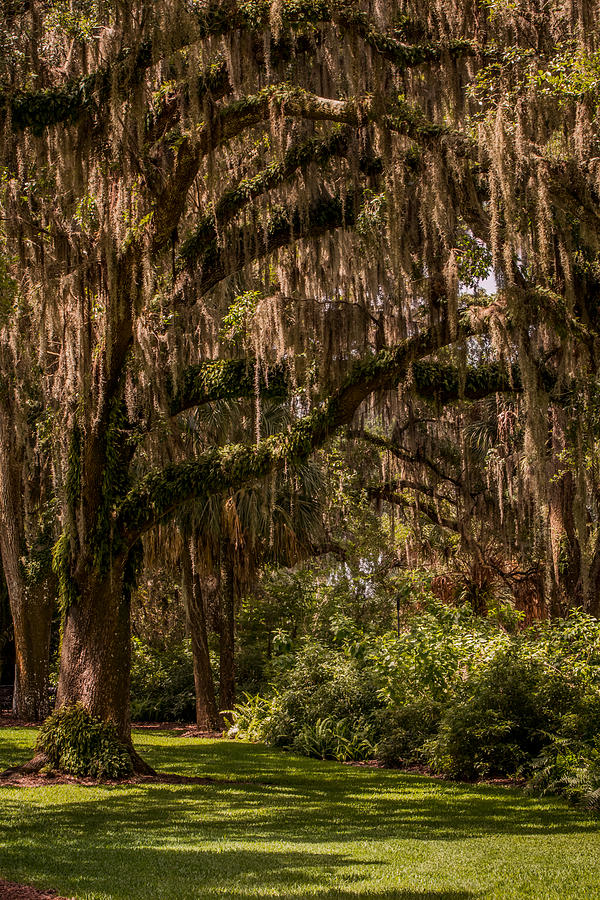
[128,744,156,776]
[0,752,50,778]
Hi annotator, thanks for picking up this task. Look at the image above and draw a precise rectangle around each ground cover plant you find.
[1,728,600,900]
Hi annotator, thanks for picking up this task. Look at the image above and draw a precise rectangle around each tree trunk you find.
[181,537,219,730]
[55,567,152,773]
[11,581,53,720]
[219,542,236,715]
[0,405,53,721]
[548,409,582,614]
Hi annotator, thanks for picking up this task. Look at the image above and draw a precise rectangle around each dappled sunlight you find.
[0,731,598,899]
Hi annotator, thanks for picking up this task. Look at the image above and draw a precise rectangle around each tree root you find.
[128,744,156,776]
[0,752,49,777]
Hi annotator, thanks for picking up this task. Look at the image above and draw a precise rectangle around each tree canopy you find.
[1,0,600,764]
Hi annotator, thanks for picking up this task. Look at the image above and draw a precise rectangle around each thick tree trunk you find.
[55,567,152,773]
[181,538,219,730]
[219,543,236,715]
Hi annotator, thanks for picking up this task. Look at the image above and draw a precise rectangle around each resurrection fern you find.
[36,705,133,778]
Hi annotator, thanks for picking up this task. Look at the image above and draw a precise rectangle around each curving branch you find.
[173,127,379,261]
[349,427,463,490]
[2,0,482,134]
[366,483,460,532]
[180,190,358,300]
[117,321,479,546]
[154,84,468,253]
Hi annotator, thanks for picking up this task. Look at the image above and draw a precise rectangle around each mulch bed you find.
[0,770,228,787]
[0,879,74,899]
[0,713,38,728]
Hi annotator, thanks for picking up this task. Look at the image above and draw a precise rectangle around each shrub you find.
[228,692,275,742]
[232,641,382,757]
[375,698,443,767]
[429,648,600,780]
[37,704,133,778]
[130,637,196,722]
[294,716,376,761]
[260,641,383,748]
[528,738,600,810]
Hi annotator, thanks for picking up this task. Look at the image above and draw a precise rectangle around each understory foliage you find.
[232,601,600,808]
[36,705,133,778]
[130,638,197,723]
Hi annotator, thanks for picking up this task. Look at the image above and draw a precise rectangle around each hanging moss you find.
[65,423,82,512]
[171,358,288,414]
[51,529,78,616]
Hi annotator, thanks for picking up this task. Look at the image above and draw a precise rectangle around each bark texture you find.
[0,403,53,721]
[219,541,236,716]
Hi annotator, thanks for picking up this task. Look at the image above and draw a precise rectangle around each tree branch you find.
[117,323,462,546]
[366,483,460,532]
[2,2,482,133]
[169,358,289,416]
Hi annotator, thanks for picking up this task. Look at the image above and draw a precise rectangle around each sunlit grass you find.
[0,727,598,899]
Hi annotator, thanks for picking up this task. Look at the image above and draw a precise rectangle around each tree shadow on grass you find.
[0,735,36,771]
[0,834,479,899]
[0,737,597,899]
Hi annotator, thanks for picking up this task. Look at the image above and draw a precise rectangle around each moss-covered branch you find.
[366,483,461,532]
[3,1,482,133]
[117,323,467,546]
[349,427,463,490]
[162,84,463,258]
[180,190,357,299]
[201,84,459,156]
[169,358,289,416]
[175,127,376,263]
[411,360,521,402]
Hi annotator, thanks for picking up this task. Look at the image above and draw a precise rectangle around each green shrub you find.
[228,691,275,742]
[261,641,383,748]
[375,698,443,767]
[528,738,600,809]
[294,716,376,761]
[231,641,382,758]
[37,704,133,778]
[130,637,196,722]
[429,648,600,780]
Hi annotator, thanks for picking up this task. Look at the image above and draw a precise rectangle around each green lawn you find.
[0,728,598,899]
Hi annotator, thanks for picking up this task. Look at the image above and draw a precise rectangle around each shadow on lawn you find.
[0,736,596,899]
[0,736,36,771]
[134,737,597,840]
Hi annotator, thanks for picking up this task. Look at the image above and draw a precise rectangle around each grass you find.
[0,728,599,899]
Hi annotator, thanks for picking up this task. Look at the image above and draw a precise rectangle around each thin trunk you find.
[0,405,52,720]
[548,409,581,613]
[219,541,236,715]
[181,538,219,730]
